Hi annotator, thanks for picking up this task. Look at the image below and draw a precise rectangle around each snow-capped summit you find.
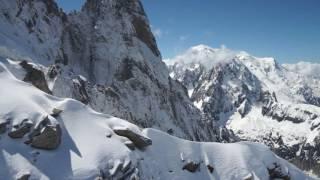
[166,45,246,68]
[168,44,320,176]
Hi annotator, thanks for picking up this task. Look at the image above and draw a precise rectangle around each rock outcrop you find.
[113,127,152,149]
[8,119,33,139]
[31,124,61,150]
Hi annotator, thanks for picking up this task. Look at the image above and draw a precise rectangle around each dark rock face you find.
[51,108,63,117]
[8,119,33,139]
[31,124,61,150]
[132,14,160,57]
[0,121,9,134]
[115,58,135,81]
[261,91,318,124]
[298,86,320,107]
[113,127,152,149]
[182,161,200,173]
[267,163,290,180]
[20,61,51,94]
[172,60,261,121]
[206,164,214,173]
[17,173,31,180]
[72,76,90,104]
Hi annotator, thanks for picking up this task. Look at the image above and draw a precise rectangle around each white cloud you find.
[166,44,249,68]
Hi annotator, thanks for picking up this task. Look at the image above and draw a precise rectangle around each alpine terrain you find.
[167,45,320,177]
[0,0,316,179]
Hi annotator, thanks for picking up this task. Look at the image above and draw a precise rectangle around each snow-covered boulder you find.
[113,126,152,150]
[8,119,33,139]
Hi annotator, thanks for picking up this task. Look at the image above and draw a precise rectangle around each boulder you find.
[8,120,33,139]
[17,173,31,180]
[267,163,290,180]
[0,121,9,134]
[206,164,214,173]
[51,108,63,117]
[19,60,52,94]
[182,161,200,173]
[31,125,61,150]
[113,127,152,149]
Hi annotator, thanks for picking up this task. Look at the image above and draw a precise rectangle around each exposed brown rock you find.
[0,121,9,134]
[51,108,63,117]
[19,61,52,94]
[31,125,61,150]
[182,161,200,173]
[8,120,33,139]
[207,164,214,173]
[17,173,31,180]
[113,127,152,149]
[267,163,290,180]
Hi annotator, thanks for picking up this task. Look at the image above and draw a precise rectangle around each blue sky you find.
[56,0,320,64]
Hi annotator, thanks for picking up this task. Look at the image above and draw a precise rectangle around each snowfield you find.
[0,59,312,179]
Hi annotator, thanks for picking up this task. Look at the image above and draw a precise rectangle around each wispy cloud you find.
[151,25,163,39]
[179,35,189,41]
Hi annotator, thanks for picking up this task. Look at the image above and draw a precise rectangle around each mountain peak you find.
[166,44,243,68]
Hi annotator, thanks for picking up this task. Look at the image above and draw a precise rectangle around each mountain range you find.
[0,0,318,179]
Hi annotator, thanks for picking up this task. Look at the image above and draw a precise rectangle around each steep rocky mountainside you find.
[0,0,231,142]
[167,45,320,176]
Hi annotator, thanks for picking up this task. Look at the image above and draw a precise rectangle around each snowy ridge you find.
[0,60,311,179]
[167,45,320,177]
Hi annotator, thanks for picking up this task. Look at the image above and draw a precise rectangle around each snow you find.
[227,105,320,147]
[0,59,311,179]
[167,44,320,177]
[165,45,247,68]
[141,128,309,180]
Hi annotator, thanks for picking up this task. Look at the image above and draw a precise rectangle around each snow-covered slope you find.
[167,45,320,176]
[0,59,312,179]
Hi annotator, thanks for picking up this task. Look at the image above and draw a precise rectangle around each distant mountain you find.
[167,45,320,176]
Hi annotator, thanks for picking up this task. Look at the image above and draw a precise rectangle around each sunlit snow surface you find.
[0,59,311,179]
